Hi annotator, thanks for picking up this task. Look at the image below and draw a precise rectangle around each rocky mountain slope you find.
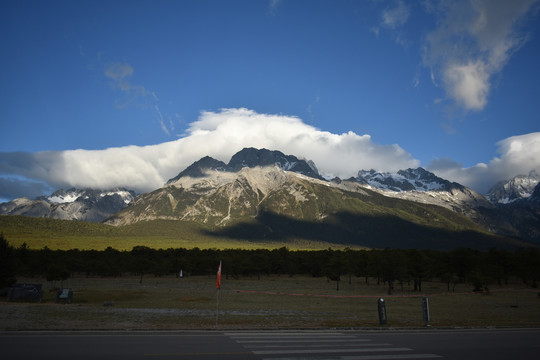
[480,172,540,243]
[349,168,493,220]
[2,147,538,247]
[346,168,540,244]
[354,167,463,192]
[105,148,518,249]
[0,188,135,222]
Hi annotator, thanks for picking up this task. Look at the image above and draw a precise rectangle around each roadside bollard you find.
[422,296,430,326]
[377,297,387,325]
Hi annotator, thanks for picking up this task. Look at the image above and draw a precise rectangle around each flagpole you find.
[216,286,220,328]
[215,260,222,328]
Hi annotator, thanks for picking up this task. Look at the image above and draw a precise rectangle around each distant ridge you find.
[0,188,135,222]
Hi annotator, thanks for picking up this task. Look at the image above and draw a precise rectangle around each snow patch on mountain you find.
[45,188,135,205]
[354,167,461,192]
[0,188,136,222]
[487,170,540,204]
[47,189,85,204]
[102,190,135,204]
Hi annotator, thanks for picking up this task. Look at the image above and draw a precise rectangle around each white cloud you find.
[427,132,540,193]
[104,62,174,136]
[0,108,419,196]
[269,0,282,15]
[373,0,411,46]
[423,0,538,111]
[381,0,410,29]
[443,60,490,110]
[104,62,148,102]
[155,105,170,136]
[104,62,134,82]
[2,109,538,198]
[185,108,419,179]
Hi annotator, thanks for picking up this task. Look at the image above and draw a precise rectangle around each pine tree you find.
[0,233,17,288]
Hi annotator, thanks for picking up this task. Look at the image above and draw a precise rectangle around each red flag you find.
[216,261,222,289]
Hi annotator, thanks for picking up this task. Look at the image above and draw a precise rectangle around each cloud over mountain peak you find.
[1,108,539,200]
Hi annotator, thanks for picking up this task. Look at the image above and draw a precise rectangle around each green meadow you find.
[0,215,360,250]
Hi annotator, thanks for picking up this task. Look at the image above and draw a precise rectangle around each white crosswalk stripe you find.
[225,331,443,360]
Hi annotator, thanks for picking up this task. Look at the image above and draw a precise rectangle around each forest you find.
[1,233,539,294]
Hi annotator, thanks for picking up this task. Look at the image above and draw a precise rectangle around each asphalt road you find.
[1,329,538,360]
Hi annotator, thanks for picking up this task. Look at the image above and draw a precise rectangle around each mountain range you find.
[1,147,539,249]
[0,188,135,222]
[350,167,540,244]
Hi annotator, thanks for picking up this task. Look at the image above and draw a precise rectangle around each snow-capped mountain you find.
[105,149,514,250]
[108,149,485,229]
[354,167,464,192]
[483,177,540,244]
[110,149,501,238]
[3,147,539,245]
[347,167,493,223]
[46,189,86,204]
[486,170,540,204]
[42,188,134,205]
[227,147,321,179]
[337,166,539,244]
[0,188,135,222]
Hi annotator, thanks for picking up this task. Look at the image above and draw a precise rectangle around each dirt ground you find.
[1,275,539,330]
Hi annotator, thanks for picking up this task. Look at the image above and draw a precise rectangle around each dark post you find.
[377,297,387,325]
[421,296,430,326]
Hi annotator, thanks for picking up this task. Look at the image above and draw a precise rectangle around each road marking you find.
[242,342,393,349]
[254,347,412,355]
[225,332,348,336]
[262,355,442,360]
[144,351,253,357]
[227,331,443,360]
[230,335,358,339]
[237,338,369,343]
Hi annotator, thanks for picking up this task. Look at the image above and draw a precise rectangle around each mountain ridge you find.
[0,188,135,222]
[353,167,465,192]
[2,147,539,247]
[166,147,323,184]
[104,148,520,249]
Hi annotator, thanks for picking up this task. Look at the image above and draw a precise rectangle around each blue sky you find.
[1,0,540,201]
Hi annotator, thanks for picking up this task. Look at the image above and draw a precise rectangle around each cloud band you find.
[1,108,538,199]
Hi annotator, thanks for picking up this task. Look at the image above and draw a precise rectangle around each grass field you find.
[1,275,539,330]
[0,215,362,250]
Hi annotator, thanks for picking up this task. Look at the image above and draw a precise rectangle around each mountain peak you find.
[167,156,227,183]
[167,148,323,184]
[487,170,540,204]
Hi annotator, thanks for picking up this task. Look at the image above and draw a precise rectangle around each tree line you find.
[1,233,539,292]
